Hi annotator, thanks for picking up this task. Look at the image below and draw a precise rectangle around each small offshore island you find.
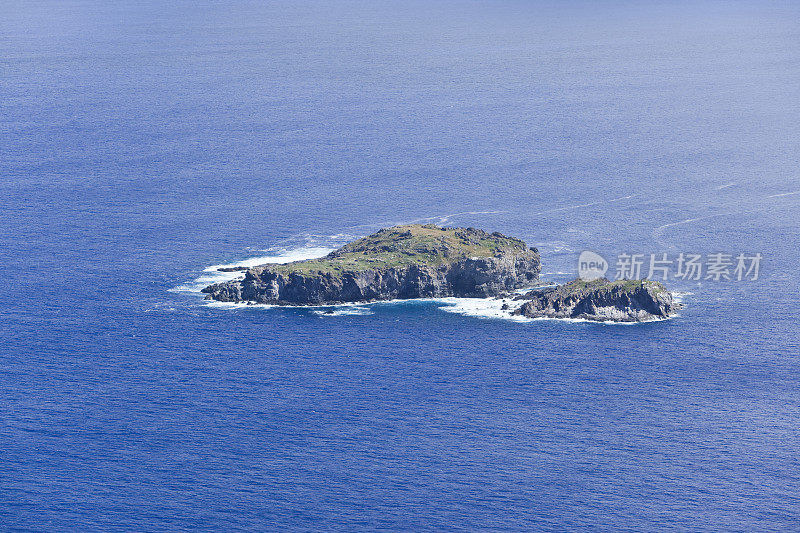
[202,224,679,322]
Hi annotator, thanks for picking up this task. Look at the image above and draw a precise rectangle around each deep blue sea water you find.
[2,1,800,530]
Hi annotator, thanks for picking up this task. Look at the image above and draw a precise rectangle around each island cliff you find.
[202,225,680,322]
[512,278,677,322]
[203,224,542,305]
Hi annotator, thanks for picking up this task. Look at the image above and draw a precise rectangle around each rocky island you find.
[512,278,677,322]
[202,224,679,322]
[203,224,541,304]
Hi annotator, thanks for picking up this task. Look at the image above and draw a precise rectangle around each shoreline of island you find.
[199,224,681,323]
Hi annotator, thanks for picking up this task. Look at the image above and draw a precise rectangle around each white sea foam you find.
[672,291,693,303]
[202,299,278,310]
[205,298,374,316]
[534,241,573,254]
[436,297,669,325]
[312,306,373,317]
[171,246,335,293]
[201,291,671,325]
[436,297,533,322]
[532,194,638,216]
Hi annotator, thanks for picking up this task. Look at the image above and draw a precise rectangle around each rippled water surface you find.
[2,1,800,530]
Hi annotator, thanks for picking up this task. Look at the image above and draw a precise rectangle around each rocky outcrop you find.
[201,225,682,322]
[202,224,541,305]
[512,278,678,322]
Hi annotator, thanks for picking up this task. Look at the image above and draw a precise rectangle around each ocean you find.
[2,0,800,530]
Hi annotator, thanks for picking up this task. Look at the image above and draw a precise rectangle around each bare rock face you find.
[512,278,678,322]
[202,224,541,305]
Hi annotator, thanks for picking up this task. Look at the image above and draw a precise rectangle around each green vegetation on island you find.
[264,224,533,276]
[204,224,541,304]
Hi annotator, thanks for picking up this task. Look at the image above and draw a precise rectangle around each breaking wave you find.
[170,246,335,294]
[435,297,666,324]
[436,297,531,322]
[312,306,374,317]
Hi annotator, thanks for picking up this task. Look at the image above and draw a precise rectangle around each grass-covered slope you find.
[262,224,533,276]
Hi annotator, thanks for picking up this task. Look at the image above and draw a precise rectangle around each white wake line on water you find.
[715,182,737,190]
[652,213,732,249]
[652,188,799,248]
[531,194,638,216]
[343,210,508,231]
[414,210,508,224]
[766,190,800,198]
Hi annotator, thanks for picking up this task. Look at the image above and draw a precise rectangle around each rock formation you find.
[512,278,678,322]
[202,224,541,305]
[202,225,681,322]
